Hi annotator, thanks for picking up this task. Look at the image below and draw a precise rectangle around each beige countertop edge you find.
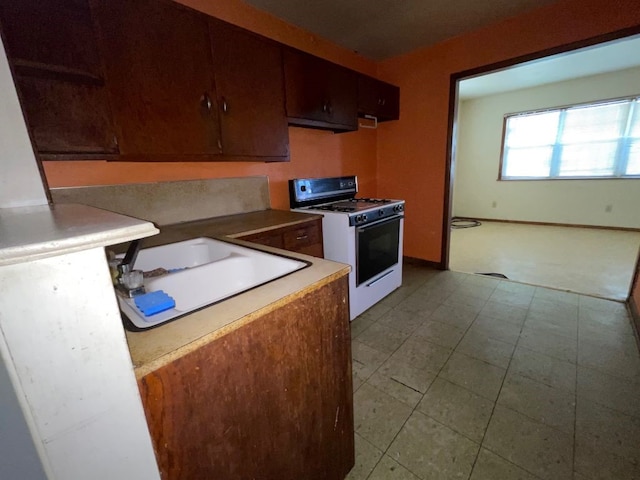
[225,217,322,238]
[126,233,350,379]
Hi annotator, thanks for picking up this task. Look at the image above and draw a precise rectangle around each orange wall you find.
[377,0,640,262]
[43,0,378,209]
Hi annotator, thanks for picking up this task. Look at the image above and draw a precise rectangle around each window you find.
[501,96,640,179]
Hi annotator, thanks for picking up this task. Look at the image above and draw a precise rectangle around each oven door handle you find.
[355,214,403,232]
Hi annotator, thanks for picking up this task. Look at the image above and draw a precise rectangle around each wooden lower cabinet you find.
[240,218,324,258]
[138,275,354,479]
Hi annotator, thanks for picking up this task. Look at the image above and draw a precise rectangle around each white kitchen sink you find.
[116,237,309,329]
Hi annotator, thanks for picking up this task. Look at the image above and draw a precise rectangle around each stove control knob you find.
[378,209,384,217]
[394,204,404,212]
[362,214,368,222]
[355,215,362,223]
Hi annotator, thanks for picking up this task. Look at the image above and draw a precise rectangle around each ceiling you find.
[459,34,640,99]
[242,0,560,60]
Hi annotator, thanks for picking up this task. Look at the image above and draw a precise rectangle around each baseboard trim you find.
[458,217,640,233]
[403,256,443,270]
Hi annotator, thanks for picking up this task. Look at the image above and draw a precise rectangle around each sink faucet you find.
[116,240,145,297]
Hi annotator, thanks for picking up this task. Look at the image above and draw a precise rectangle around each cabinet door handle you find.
[201,93,212,111]
[296,234,308,240]
[322,101,328,113]
[327,102,333,115]
[221,97,228,114]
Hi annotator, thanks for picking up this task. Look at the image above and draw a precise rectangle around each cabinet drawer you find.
[283,223,321,251]
[240,231,284,249]
[238,218,324,258]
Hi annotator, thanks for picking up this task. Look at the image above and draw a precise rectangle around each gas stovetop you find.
[312,198,396,213]
[289,176,405,226]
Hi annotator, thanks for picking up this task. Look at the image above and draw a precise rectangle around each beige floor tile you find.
[439,352,506,401]
[463,274,502,288]
[579,334,639,360]
[578,306,635,335]
[367,455,421,480]
[495,280,536,295]
[453,281,497,299]
[429,303,480,329]
[577,339,640,382]
[417,377,494,442]
[498,373,575,435]
[574,435,640,480]
[483,405,573,480]
[443,291,490,310]
[529,297,579,319]
[524,310,579,339]
[353,372,366,393]
[575,398,640,465]
[509,346,576,392]
[351,313,378,339]
[456,329,516,368]
[377,308,430,335]
[353,383,413,451]
[394,293,442,316]
[533,287,580,305]
[470,448,540,480]
[466,316,523,345]
[411,319,466,349]
[518,327,577,363]
[379,287,414,309]
[367,359,434,409]
[449,222,640,301]
[479,300,528,326]
[357,322,411,355]
[579,295,629,313]
[387,411,480,479]
[345,433,384,480]
[361,301,394,321]
[389,337,452,373]
[488,289,534,309]
[577,366,640,418]
[352,340,390,380]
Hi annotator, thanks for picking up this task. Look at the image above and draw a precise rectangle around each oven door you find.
[355,215,402,286]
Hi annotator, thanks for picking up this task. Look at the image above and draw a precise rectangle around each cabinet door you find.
[91,0,221,156]
[283,49,328,124]
[209,20,289,160]
[357,75,400,121]
[0,0,118,156]
[283,49,357,132]
[138,276,353,479]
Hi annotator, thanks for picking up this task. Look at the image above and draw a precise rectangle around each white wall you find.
[0,38,47,208]
[453,66,640,228]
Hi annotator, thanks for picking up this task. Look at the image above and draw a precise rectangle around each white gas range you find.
[289,175,405,320]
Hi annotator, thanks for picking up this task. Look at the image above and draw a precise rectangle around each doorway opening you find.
[443,28,640,300]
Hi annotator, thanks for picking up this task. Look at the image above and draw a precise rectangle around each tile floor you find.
[347,263,640,480]
[449,221,640,301]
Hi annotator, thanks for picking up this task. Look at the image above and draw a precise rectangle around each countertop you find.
[0,203,158,266]
[123,209,350,378]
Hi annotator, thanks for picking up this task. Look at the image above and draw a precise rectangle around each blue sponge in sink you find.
[134,290,175,316]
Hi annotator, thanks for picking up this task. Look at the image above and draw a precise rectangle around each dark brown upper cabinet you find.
[283,49,358,133]
[90,0,222,158]
[209,19,289,161]
[357,75,400,122]
[0,0,118,157]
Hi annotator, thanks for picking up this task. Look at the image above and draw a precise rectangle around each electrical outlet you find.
[491,201,497,208]
[605,205,613,213]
